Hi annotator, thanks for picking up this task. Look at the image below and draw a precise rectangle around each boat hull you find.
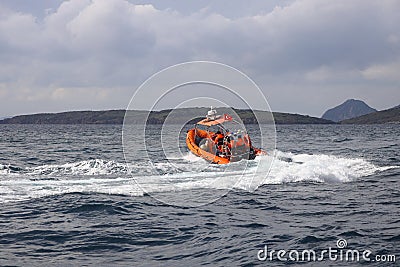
[186,129,230,164]
[186,128,265,164]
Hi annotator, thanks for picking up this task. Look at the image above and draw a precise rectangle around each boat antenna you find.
[207,106,218,120]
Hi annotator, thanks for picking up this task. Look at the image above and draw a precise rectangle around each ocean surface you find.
[0,124,399,266]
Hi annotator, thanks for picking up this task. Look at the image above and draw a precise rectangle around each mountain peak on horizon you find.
[322,99,377,122]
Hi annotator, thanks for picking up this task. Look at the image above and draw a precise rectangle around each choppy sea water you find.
[0,124,399,266]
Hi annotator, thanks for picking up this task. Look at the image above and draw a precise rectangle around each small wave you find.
[0,164,22,175]
[68,203,130,215]
[339,230,364,237]
[297,235,327,244]
[0,164,7,175]
[332,137,353,143]
[27,159,128,176]
[384,234,400,242]
[234,222,269,229]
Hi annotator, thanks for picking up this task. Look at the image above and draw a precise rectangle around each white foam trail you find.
[182,152,208,162]
[27,159,128,176]
[0,164,20,176]
[1,151,398,203]
[0,164,7,175]
[262,150,387,184]
[0,177,143,203]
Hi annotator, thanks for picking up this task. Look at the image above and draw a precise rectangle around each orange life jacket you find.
[214,134,224,144]
[236,137,245,146]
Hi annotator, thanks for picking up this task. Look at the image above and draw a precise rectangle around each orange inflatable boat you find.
[186,108,265,164]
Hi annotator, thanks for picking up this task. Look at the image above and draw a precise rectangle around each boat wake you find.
[0,151,398,203]
[270,151,398,183]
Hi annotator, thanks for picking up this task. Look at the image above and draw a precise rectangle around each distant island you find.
[341,105,400,124]
[0,108,334,125]
[322,99,377,122]
[1,102,399,125]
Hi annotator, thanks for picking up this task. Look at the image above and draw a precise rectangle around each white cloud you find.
[305,66,338,82]
[0,87,8,98]
[361,61,400,81]
[305,66,364,82]
[387,34,400,45]
[51,87,67,100]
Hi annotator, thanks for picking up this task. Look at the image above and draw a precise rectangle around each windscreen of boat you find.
[219,120,247,135]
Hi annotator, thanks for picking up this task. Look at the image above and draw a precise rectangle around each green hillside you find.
[0,108,334,125]
[340,106,400,124]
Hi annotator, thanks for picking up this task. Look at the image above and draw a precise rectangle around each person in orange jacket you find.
[212,130,224,146]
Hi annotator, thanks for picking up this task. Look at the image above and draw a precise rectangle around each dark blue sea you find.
[0,124,399,266]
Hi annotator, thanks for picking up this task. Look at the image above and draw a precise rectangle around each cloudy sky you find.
[0,0,399,117]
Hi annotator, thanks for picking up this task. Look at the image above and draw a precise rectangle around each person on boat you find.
[199,138,216,154]
[212,130,224,146]
[210,130,224,156]
[220,132,233,158]
[234,130,246,147]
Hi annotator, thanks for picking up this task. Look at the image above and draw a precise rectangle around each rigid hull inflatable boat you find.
[186,108,265,164]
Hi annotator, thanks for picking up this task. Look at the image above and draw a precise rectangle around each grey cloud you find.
[0,0,399,116]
